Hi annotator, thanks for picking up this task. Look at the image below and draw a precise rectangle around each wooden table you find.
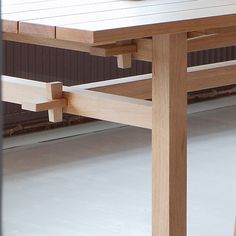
[3,1,236,235]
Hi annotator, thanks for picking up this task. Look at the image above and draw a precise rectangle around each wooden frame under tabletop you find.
[3,31,236,235]
[4,25,236,65]
[2,28,236,236]
[3,0,236,234]
[3,57,236,126]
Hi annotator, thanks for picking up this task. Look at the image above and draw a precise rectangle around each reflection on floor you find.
[3,104,236,236]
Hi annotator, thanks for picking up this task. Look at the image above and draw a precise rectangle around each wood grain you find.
[3,1,236,234]
[134,32,236,62]
[90,43,136,57]
[2,75,152,128]
[3,0,236,43]
[64,87,152,129]
[22,98,67,112]
[188,60,236,91]
[73,60,236,96]
[46,82,64,122]
[116,41,133,69]
[2,20,18,33]
[56,4,236,43]
[152,33,187,236]
[74,74,152,99]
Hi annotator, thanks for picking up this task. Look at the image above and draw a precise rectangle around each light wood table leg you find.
[152,33,187,236]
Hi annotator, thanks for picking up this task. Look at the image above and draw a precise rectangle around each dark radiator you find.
[3,41,236,133]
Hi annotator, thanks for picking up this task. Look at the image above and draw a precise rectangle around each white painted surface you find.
[3,103,236,236]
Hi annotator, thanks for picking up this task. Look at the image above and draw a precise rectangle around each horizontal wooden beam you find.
[3,60,236,128]
[64,87,152,129]
[22,98,67,112]
[84,28,236,60]
[73,60,236,94]
[3,32,114,53]
[133,32,236,61]
[5,28,236,63]
[202,26,236,35]
[90,43,137,57]
[2,77,67,122]
[187,60,236,91]
[2,76,46,103]
[187,31,208,38]
[188,31,236,52]
[3,32,92,53]
[75,74,152,99]
[2,75,152,128]
[187,26,236,38]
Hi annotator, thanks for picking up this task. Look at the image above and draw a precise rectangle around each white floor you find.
[3,98,236,236]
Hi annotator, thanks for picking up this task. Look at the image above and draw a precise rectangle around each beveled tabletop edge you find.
[56,13,236,44]
[3,13,236,45]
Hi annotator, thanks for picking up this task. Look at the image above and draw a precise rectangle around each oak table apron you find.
[3,1,236,235]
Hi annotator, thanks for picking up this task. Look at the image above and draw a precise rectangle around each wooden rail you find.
[4,25,236,66]
[3,59,236,128]
[2,76,152,129]
[74,60,236,97]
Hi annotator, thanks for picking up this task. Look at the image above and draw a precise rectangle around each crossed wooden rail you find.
[3,26,236,126]
[3,59,236,128]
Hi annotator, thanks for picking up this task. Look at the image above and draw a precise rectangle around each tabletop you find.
[3,0,236,44]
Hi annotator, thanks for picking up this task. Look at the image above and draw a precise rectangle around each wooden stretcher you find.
[2,1,236,235]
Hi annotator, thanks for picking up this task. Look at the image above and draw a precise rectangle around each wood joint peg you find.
[46,82,64,123]
[22,98,67,113]
[116,40,132,69]
[90,43,136,57]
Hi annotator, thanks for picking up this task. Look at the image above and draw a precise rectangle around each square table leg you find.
[152,33,187,236]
